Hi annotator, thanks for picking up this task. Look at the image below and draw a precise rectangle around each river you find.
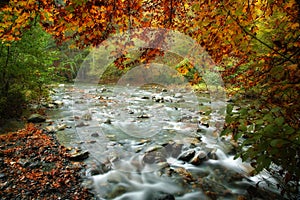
[45,83,283,200]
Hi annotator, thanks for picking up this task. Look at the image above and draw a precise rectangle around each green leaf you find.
[238,124,247,132]
[270,139,289,147]
[264,124,277,134]
[274,117,284,127]
[263,113,273,123]
[283,124,295,135]
[226,104,233,114]
[239,108,248,116]
[225,115,233,123]
[255,119,264,125]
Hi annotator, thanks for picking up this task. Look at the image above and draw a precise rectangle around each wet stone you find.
[28,114,46,123]
[82,113,92,121]
[190,151,207,165]
[69,151,89,162]
[53,100,63,106]
[163,142,183,158]
[137,114,151,119]
[104,118,112,124]
[85,168,101,176]
[57,123,67,131]
[45,126,57,133]
[91,132,100,137]
[75,121,89,127]
[145,145,163,153]
[202,178,232,198]
[177,149,196,162]
[174,93,183,98]
[152,191,175,200]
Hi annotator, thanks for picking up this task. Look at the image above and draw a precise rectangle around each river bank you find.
[0,123,94,200]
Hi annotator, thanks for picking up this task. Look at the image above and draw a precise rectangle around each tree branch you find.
[227,11,296,64]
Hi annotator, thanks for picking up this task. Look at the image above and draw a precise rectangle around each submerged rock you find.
[152,192,175,200]
[28,114,46,123]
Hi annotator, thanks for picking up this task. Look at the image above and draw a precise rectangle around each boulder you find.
[190,151,207,165]
[27,114,46,123]
[177,149,195,162]
[69,151,89,161]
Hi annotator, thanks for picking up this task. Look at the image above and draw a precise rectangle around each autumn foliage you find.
[1,0,300,197]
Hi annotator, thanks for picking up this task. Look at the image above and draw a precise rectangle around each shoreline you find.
[0,123,94,199]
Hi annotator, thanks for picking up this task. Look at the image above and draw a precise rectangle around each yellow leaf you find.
[290,23,299,30]
[287,64,298,71]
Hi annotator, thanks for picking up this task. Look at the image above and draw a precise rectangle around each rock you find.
[135,139,151,145]
[82,113,92,121]
[91,133,99,137]
[99,87,107,93]
[45,126,57,133]
[141,96,150,99]
[152,192,175,200]
[174,93,183,98]
[163,142,183,158]
[75,121,89,127]
[53,100,63,106]
[85,168,101,176]
[143,151,166,164]
[145,145,163,153]
[190,151,207,165]
[201,178,232,198]
[104,118,112,124]
[177,149,195,162]
[69,151,89,161]
[28,114,46,123]
[57,123,67,131]
[176,99,185,103]
[199,121,209,128]
[174,167,194,182]
[46,103,55,108]
[137,114,151,119]
[152,96,164,103]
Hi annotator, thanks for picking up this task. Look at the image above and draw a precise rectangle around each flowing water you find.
[46,84,283,200]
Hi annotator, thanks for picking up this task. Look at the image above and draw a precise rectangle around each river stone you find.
[46,103,55,108]
[141,96,150,99]
[91,132,99,137]
[190,151,207,165]
[163,142,183,158]
[45,125,57,133]
[75,121,89,127]
[201,178,232,198]
[69,151,89,161]
[177,149,195,162]
[152,192,175,200]
[57,123,67,131]
[137,114,151,119]
[28,114,46,123]
[104,118,112,124]
[53,100,63,106]
[82,113,92,121]
[145,145,163,153]
[174,93,183,98]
